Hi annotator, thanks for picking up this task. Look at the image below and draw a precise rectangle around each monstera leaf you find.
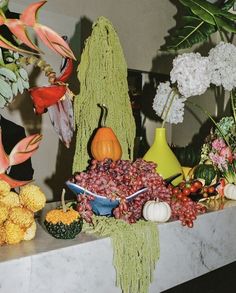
[166,14,216,51]
[164,0,236,51]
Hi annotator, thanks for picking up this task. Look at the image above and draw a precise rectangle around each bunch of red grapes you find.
[70,158,206,226]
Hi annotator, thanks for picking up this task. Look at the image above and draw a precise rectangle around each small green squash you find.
[44,189,83,239]
[193,164,217,186]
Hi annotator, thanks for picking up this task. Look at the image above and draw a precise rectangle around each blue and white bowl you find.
[66,181,148,216]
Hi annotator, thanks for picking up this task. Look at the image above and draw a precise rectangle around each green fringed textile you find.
[73,16,136,172]
[83,217,160,293]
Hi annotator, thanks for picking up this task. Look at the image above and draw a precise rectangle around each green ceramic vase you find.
[143,128,183,185]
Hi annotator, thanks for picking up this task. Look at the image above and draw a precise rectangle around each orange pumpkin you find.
[91,104,122,161]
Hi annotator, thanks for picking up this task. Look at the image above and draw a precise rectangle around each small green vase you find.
[143,128,183,185]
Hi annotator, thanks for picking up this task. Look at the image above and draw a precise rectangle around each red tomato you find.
[176,192,183,200]
[172,187,180,195]
[190,185,198,193]
[193,180,203,189]
[208,186,215,194]
[182,196,188,202]
[203,186,208,193]
[179,182,186,189]
[182,187,191,196]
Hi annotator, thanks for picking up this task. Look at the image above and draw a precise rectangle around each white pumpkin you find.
[142,199,171,222]
[224,183,236,200]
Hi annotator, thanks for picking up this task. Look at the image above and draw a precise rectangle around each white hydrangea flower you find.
[208,42,236,91]
[170,52,211,98]
[152,81,187,124]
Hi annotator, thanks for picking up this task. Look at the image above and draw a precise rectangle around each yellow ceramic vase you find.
[143,128,183,185]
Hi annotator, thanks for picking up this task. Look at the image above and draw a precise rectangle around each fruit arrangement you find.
[0,180,46,245]
[69,158,207,227]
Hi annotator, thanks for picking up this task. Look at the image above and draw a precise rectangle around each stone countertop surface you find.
[1,200,236,293]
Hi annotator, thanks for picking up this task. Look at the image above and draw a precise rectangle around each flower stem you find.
[187,100,230,148]
[161,90,176,128]
[19,56,56,84]
[230,90,236,124]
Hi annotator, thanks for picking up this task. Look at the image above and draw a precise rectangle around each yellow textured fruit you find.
[0,192,20,208]
[0,180,11,197]
[45,208,80,225]
[9,207,34,228]
[19,185,46,212]
[0,225,6,245]
[0,203,8,224]
[23,221,37,241]
[5,221,24,244]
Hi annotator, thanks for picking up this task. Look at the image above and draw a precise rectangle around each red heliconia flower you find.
[0,1,75,59]
[29,57,74,114]
[29,84,68,115]
[29,57,74,147]
[0,128,42,188]
[19,1,76,59]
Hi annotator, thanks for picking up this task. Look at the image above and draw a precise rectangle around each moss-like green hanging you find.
[73,16,136,172]
[83,216,160,293]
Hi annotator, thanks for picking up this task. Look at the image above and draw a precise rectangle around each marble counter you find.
[1,200,236,293]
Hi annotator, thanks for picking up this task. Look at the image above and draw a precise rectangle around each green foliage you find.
[164,0,236,51]
[166,15,216,51]
[0,49,29,108]
[172,144,201,167]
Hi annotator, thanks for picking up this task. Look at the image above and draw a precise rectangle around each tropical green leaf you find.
[0,94,6,108]
[165,17,216,51]
[163,0,236,51]
[221,0,235,11]
[0,78,13,100]
[179,0,236,24]
[215,15,236,33]
[179,0,221,25]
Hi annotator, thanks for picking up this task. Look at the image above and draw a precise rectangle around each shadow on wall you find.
[45,17,93,202]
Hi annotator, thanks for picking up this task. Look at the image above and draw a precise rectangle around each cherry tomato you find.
[203,186,208,193]
[182,187,191,196]
[190,185,198,193]
[172,187,180,195]
[182,196,188,202]
[176,192,183,200]
[208,186,215,194]
[193,180,203,190]
[179,181,186,189]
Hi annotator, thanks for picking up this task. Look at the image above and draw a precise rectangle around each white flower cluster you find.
[208,42,236,91]
[152,42,236,125]
[170,52,211,98]
[152,82,187,124]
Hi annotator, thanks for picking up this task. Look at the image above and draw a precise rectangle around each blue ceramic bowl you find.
[66,181,148,216]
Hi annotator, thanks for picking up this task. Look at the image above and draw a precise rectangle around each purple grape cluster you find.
[170,197,206,228]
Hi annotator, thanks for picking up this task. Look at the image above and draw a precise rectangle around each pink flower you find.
[220,147,233,163]
[209,152,228,171]
[212,138,226,152]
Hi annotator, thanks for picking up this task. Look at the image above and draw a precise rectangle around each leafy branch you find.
[163,0,236,51]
